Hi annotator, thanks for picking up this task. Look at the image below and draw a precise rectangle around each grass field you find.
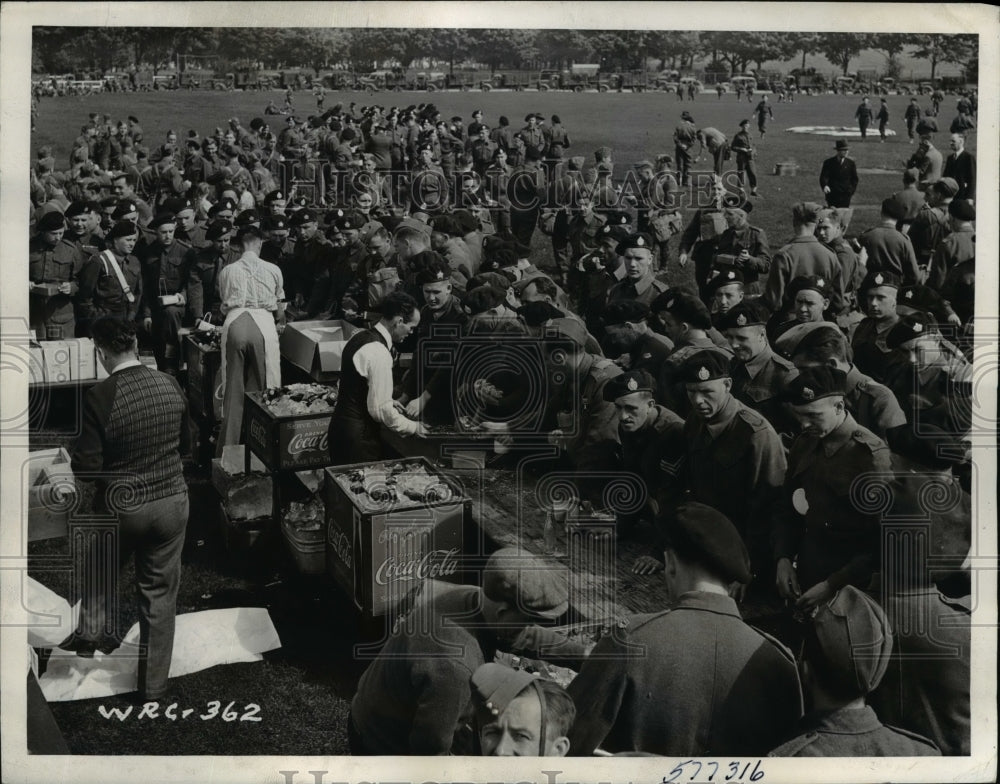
[27,88,977,756]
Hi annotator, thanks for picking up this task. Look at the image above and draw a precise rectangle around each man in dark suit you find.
[65,317,191,701]
[942,132,976,202]
[819,140,859,208]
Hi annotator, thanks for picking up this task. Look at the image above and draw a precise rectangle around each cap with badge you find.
[652,291,712,330]
[289,208,317,227]
[773,322,836,360]
[783,365,847,405]
[805,585,893,696]
[482,547,569,618]
[706,265,744,293]
[859,269,902,292]
[205,220,235,241]
[896,284,947,317]
[64,200,96,219]
[106,220,140,240]
[662,502,752,584]
[234,210,261,228]
[598,223,631,244]
[717,298,770,330]
[264,189,286,205]
[679,349,732,383]
[289,194,310,209]
[512,272,555,296]
[603,369,656,402]
[414,256,452,286]
[149,212,177,229]
[263,215,289,232]
[615,232,653,255]
[110,200,138,221]
[787,275,832,300]
[471,662,542,720]
[37,211,66,232]
[335,210,365,231]
[721,193,753,213]
[885,310,936,348]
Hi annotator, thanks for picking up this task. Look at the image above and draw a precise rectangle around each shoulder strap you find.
[100,250,135,303]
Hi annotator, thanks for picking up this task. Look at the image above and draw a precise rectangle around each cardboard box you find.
[64,339,80,380]
[280,320,361,382]
[28,343,45,384]
[40,341,71,383]
[72,338,96,380]
[323,458,468,617]
[244,392,335,471]
[27,447,75,541]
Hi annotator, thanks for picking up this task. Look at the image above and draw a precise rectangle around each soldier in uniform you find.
[567,502,802,756]
[470,663,574,757]
[286,208,339,321]
[705,265,746,322]
[678,177,729,301]
[854,96,874,140]
[908,177,956,276]
[763,201,845,315]
[653,292,732,417]
[754,94,774,139]
[573,221,629,336]
[76,220,147,333]
[185,220,239,325]
[606,233,668,308]
[29,210,86,340]
[770,586,940,757]
[776,323,906,440]
[858,198,920,285]
[677,350,787,584]
[567,191,610,264]
[717,300,796,434]
[766,275,836,343]
[599,300,673,374]
[927,199,975,290]
[672,111,698,186]
[773,367,891,613]
[851,270,909,387]
[695,126,729,176]
[259,215,296,292]
[137,213,190,373]
[904,97,922,142]
[64,200,105,257]
[714,196,770,295]
[731,118,759,195]
[815,208,863,317]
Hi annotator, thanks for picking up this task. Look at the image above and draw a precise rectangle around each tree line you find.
[33,28,977,82]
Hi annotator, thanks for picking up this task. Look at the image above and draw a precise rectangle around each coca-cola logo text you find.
[287,429,329,456]
[249,418,267,446]
[374,547,460,586]
[328,527,352,568]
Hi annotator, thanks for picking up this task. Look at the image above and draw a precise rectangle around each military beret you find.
[603,210,631,227]
[598,224,631,244]
[662,502,751,584]
[602,299,650,326]
[807,585,892,696]
[787,275,832,300]
[948,199,975,221]
[706,265,744,293]
[932,177,959,198]
[512,273,556,295]
[289,208,317,227]
[594,161,613,173]
[110,200,138,220]
[859,269,902,292]
[471,662,540,720]
[106,220,140,240]
[679,349,731,383]
[783,365,847,405]
[615,232,654,255]
[100,195,119,210]
[603,369,656,402]
[64,200,95,218]
[249,117,266,131]
[464,285,507,315]
[897,284,945,316]
[264,189,286,204]
[654,291,712,330]
[450,209,480,235]
[886,310,936,348]
[792,201,823,224]
[774,322,836,360]
[517,301,564,327]
[149,212,177,229]
[263,215,289,232]
[127,115,139,124]
[234,210,261,228]
[489,248,519,269]
[482,548,569,618]
[722,194,753,213]
[431,214,462,236]
[717,299,770,330]
[414,258,452,286]
[335,210,365,231]
[544,317,588,349]
[880,197,907,221]
[205,220,235,241]
[633,159,655,171]
[217,197,238,212]
[287,194,309,209]
[739,118,750,127]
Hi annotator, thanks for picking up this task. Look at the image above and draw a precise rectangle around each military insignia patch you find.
[626,377,638,391]
[913,322,923,333]
[802,386,815,400]
[874,273,884,285]
[697,366,710,381]
[436,270,445,280]
[736,313,748,326]
[905,290,914,299]
[816,277,824,286]
[636,236,645,246]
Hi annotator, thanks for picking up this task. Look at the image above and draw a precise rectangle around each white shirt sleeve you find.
[353,341,419,435]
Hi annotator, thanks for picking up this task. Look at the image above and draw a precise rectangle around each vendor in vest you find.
[328,291,429,465]
[215,225,284,456]
[76,220,148,333]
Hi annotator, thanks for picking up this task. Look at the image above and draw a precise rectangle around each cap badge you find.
[666,298,675,309]
[626,377,638,392]
[905,290,914,299]
[736,313,748,326]
[874,273,884,285]
[913,322,923,333]
[635,236,645,246]
[436,270,445,280]
[816,278,824,286]
[802,386,815,400]
[276,191,283,199]
[727,270,736,279]
[697,366,710,381]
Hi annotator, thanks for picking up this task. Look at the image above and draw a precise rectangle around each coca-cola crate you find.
[322,458,468,617]
[184,335,221,423]
[243,392,333,471]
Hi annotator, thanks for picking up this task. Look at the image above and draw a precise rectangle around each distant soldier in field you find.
[904,97,922,143]
[754,94,773,139]
[876,98,890,142]
[854,96,874,140]
[673,111,698,186]
[731,119,759,196]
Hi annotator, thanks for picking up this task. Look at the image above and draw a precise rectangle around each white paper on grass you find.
[22,575,80,649]
[39,607,281,702]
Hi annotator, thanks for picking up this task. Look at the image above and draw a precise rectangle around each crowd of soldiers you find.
[28,98,975,758]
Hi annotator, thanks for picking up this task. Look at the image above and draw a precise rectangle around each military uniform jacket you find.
[185,245,240,323]
[607,273,669,309]
[851,316,910,387]
[549,353,623,472]
[731,129,754,160]
[567,591,803,757]
[568,212,607,261]
[140,240,191,314]
[29,236,85,330]
[763,235,845,314]
[616,404,685,523]
[928,227,975,290]
[908,203,950,266]
[773,413,891,591]
[627,331,674,382]
[769,706,940,757]
[77,249,147,322]
[730,347,796,434]
[658,337,732,417]
[683,396,787,553]
[858,226,920,285]
[715,224,771,284]
[843,364,907,439]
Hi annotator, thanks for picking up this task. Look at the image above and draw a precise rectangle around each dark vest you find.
[329,329,389,464]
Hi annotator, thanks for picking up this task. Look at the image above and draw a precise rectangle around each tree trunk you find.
[801,49,807,70]
[930,56,937,80]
